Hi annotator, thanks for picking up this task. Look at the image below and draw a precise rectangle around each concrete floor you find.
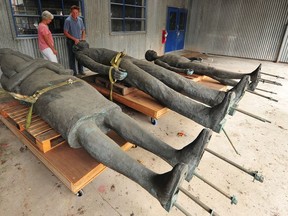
[0,54,288,216]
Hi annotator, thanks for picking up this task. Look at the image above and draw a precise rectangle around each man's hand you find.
[74,39,80,45]
[185,69,194,76]
[112,68,127,81]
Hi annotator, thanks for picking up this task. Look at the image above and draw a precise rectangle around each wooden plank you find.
[35,129,62,153]
[0,100,19,113]
[8,108,29,118]
[28,124,51,137]
[35,129,60,142]
[91,83,169,119]
[14,114,39,125]
[198,76,228,91]
[0,115,134,194]
[1,104,26,117]
[28,120,49,130]
[95,76,137,96]
[6,106,28,115]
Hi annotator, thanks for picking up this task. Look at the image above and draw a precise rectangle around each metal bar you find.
[259,78,282,86]
[194,172,237,205]
[222,128,240,155]
[247,90,278,102]
[234,107,271,123]
[255,88,277,95]
[205,148,264,183]
[179,186,220,216]
[174,203,193,216]
[260,72,285,79]
[234,108,272,123]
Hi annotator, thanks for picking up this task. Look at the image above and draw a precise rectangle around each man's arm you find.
[75,52,110,74]
[81,30,86,41]
[75,52,127,80]
[64,30,80,44]
[154,59,193,75]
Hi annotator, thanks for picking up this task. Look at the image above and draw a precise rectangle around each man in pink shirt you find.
[38,11,58,63]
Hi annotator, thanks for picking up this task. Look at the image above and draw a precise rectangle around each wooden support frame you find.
[0,101,134,194]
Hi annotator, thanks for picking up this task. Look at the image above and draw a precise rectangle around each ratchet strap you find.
[8,78,80,128]
[108,51,125,101]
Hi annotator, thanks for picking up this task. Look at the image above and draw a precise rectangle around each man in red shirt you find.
[38,10,58,63]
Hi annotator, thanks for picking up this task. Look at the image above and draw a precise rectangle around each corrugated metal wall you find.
[186,0,288,62]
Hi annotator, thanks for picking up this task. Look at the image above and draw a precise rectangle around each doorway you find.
[165,7,187,53]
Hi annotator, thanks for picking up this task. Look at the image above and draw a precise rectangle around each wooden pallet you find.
[0,101,134,194]
[1,104,64,152]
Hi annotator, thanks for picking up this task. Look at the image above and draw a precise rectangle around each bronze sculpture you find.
[0,48,213,211]
[73,41,250,133]
[145,49,261,91]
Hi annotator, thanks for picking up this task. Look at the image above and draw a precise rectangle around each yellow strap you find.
[25,104,34,129]
[109,52,126,101]
[7,78,80,128]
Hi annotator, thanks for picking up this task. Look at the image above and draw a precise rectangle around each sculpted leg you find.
[76,120,188,211]
[121,60,235,132]
[104,111,212,181]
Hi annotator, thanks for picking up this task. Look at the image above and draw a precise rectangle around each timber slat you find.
[9,108,30,118]
[1,104,26,116]
[35,129,61,142]
[13,114,38,124]
[28,124,52,137]
[28,120,49,130]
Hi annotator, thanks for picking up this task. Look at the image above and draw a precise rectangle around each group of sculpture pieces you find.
[0,41,273,213]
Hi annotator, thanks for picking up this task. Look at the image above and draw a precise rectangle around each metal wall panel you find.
[186,0,288,62]
[85,0,189,59]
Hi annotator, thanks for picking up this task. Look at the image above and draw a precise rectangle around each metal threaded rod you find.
[260,72,285,79]
[179,186,220,216]
[222,128,240,155]
[247,90,278,102]
[174,203,193,216]
[234,107,271,123]
[255,87,277,95]
[259,78,282,86]
[194,172,237,205]
[205,148,264,183]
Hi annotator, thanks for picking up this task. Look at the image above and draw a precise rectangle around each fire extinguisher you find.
[162,29,168,44]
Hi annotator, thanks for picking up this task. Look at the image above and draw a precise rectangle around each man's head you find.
[41,10,54,24]
[70,5,80,19]
[72,40,89,52]
[145,50,158,61]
